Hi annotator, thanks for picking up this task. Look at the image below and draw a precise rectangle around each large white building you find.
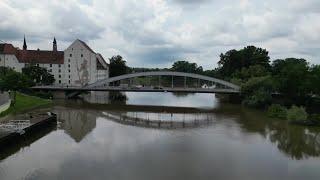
[0,37,109,87]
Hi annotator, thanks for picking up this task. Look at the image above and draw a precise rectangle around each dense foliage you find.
[0,67,33,92]
[109,55,129,77]
[267,104,287,119]
[287,106,308,123]
[171,61,203,74]
[218,46,270,77]
[22,66,55,85]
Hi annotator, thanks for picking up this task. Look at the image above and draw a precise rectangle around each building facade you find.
[0,37,109,87]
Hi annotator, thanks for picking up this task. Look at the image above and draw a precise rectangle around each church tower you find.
[23,35,27,50]
[53,37,57,51]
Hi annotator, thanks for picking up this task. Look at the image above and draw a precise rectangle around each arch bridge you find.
[32,71,240,94]
[86,71,240,93]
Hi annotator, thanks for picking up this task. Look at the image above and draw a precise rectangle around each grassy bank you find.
[0,92,52,117]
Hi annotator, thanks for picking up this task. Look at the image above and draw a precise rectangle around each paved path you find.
[0,92,10,106]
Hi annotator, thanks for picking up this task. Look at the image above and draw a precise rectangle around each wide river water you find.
[1,92,320,180]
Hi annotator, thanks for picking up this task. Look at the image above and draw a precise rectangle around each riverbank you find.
[0,93,52,118]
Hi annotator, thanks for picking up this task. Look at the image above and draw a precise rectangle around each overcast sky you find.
[0,0,319,69]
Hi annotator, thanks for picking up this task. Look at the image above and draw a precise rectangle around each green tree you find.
[22,66,55,85]
[231,65,270,85]
[272,58,310,99]
[241,76,275,108]
[287,106,308,123]
[171,61,203,74]
[109,55,129,77]
[218,46,270,78]
[309,65,320,95]
[0,71,33,104]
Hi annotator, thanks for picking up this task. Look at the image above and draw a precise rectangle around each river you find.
[0,92,320,180]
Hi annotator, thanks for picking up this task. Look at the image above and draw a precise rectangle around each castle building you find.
[0,37,109,87]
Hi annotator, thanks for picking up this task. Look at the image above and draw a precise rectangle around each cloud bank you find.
[0,0,319,69]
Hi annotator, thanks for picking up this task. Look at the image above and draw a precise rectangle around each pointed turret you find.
[23,35,27,50]
[53,37,57,51]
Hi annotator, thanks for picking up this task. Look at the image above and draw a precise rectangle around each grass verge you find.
[0,92,52,117]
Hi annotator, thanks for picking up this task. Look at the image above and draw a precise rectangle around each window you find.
[68,69,71,73]
[68,59,70,63]
[50,64,52,67]
[81,54,83,57]
[59,69,61,73]
[69,75,71,78]
[59,75,61,78]
[69,80,71,84]
[59,80,61,84]
[36,64,39,67]
[70,54,72,57]
[58,64,61,68]
[68,64,70,68]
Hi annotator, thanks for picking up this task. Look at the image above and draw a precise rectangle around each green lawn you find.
[0,92,52,117]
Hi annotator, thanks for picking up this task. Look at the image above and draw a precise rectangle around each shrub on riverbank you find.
[287,106,308,123]
[267,104,287,119]
[309,114,320,123]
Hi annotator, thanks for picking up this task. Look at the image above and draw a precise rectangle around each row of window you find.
[69,54,84,57]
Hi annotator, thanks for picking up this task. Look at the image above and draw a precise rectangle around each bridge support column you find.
[184,76,186,88]
[171,76,174,88]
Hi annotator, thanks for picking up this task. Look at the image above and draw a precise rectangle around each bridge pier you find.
[171,76,174,88]
[52,91,67,99]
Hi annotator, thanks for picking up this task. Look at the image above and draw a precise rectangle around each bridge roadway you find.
[31,86,240,94]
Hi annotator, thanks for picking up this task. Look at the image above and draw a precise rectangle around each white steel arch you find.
[87,71,240,90]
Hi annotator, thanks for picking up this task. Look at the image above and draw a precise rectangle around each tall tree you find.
[171,61,203,74]
[0,71,33,104]
[218,46,270,78]
[22,66,55,85]
[109,55,129,77]
[272,58,310,99]
[309,65,320,95]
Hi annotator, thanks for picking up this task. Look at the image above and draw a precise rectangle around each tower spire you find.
[53,37,57,51]
[23,35,27,50]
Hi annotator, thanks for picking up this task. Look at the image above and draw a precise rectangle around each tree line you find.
[109,46,320,111]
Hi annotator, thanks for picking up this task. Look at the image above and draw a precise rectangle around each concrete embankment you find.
[0,113,57,146]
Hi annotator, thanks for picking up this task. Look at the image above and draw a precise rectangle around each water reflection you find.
[0,123,56,161]
[1,93,320,179]
[236,109,320,160]
[54,106,96,143]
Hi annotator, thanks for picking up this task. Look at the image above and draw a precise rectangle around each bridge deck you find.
[32,86,240,94]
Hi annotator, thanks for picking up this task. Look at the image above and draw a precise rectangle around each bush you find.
[287,106,308,122]
[267,104,287,119]
[309,114,320,122]
[241,76,275,108]
[242,89,272,108]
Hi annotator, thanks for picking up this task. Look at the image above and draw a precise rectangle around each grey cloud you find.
[0,0,319,69]
[171,0,211,4]
[0,29,22,41]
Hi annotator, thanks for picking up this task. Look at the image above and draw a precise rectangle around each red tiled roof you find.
[0,43,64,64]
[16,50,64,64]
[0,44,18,54]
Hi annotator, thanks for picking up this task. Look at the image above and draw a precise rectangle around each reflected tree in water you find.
[108,92,128,105]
